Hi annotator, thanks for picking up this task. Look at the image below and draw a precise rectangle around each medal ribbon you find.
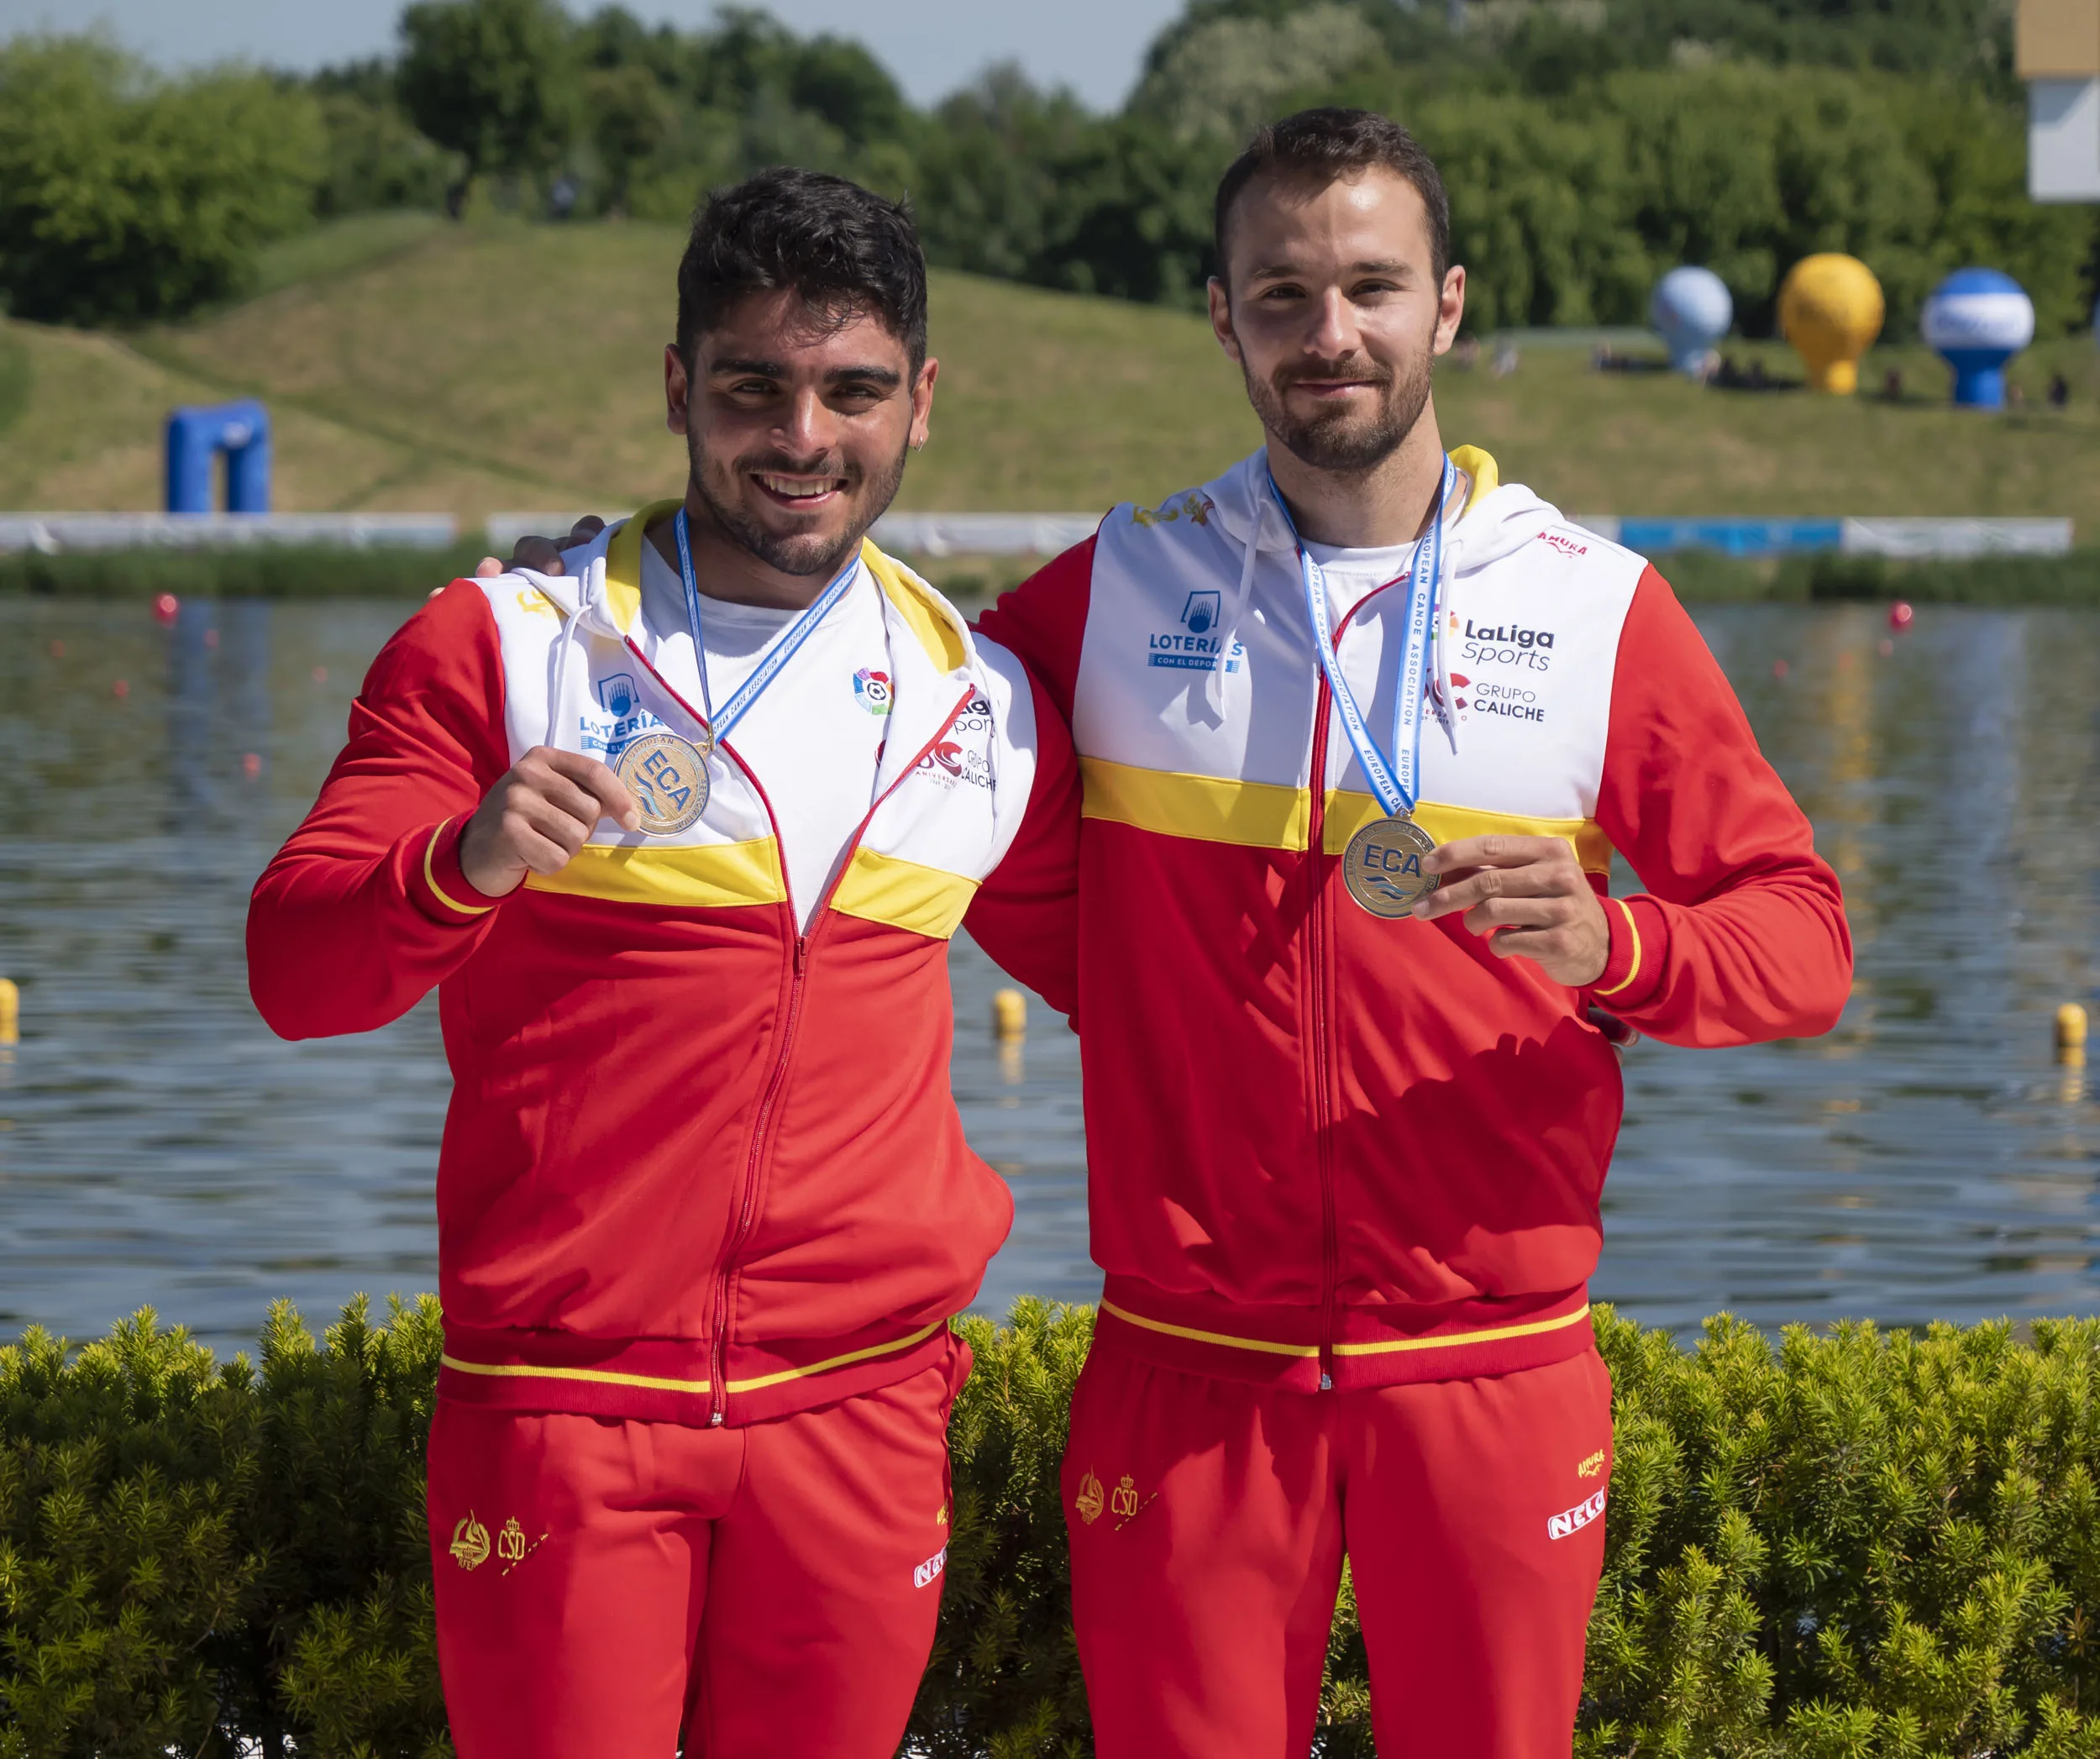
[673,507,861,743]
[1272,455,1456,820]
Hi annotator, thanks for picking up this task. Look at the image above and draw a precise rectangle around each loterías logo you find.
[853,667,893,716]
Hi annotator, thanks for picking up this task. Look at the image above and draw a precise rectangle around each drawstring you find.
[543,557,600,747]
[1198,471,1271,722]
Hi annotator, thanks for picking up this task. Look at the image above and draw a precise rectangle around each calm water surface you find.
[0,596,2094,1356]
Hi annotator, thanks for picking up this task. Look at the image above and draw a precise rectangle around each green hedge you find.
[7,1299,2100,1756]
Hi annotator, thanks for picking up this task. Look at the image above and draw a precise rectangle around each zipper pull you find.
[709,1410,725,1427]
[1319,1373,1333,1392]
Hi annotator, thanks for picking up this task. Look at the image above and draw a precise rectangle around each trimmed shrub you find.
[5,1300,2100,1754]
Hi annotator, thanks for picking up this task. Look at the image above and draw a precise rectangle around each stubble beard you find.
[688,429,912,580]
[1243,334,1436,476]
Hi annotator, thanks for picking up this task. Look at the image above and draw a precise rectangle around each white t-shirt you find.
[640,540,895,932]
[1303,538,1421,621]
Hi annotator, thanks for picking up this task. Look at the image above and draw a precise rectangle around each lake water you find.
[0,595,2095,1357]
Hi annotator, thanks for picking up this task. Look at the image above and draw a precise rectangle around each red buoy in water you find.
[112,679,129,700]
[242,753,262,778]
[1772,659,1789,680]
[151,592,179,625]
[1888,601,1914,632]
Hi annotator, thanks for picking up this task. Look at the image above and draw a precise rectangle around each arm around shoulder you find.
[962,642,1081,1023]
[246,580,514,1039]
[1589,567,1853,1047]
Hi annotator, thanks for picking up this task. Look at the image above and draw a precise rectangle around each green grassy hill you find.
[4,215,2100,529]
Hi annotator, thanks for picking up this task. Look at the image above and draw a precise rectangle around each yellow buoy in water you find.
[993,988,1026,1042]
[0,979,16,1045]
[1777,255,1884,395]
[2057,1002,2087,1067]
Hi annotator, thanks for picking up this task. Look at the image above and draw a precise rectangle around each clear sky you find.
[0,0,1184,109]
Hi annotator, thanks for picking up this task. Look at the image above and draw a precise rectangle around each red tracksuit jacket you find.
[249,512,1079,1426]
[974,445,1852,1393]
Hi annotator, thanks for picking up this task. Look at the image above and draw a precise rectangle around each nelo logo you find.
[914,1545,948,1588]
[1546,1488,1608,1541]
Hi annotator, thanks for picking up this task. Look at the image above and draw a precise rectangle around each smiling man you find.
[971,110,1853,1756]
[245,168,1078,1759]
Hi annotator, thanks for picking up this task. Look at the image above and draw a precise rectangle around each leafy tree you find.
[397,0,577,196]
[585,63,675,215]
[0,39,323,325]
[314,94,459,216]
[1129,2,1390,144]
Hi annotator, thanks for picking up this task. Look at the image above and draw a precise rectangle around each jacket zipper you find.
[1306,582,1420,1392]
[699,680,982,1426]
[1306,683,1339,1392]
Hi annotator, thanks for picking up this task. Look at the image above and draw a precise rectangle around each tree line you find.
[0,0,2088,343]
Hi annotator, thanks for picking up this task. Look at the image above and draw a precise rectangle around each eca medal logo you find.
[449,1513,491,1572]
[614,731,708,835]
[853,667,893,716]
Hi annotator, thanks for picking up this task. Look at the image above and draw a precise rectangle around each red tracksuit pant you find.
[1063,1342,1614,1759]
[426,1350,964,1758]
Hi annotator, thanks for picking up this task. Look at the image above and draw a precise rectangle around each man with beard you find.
[246,168,1079,1759]
[501,113,1850,1756]
[968,108,1851,1756]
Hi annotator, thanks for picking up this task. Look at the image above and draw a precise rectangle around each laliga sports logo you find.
[853,667,893,717]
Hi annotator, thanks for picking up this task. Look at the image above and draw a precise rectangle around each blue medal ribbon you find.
[1272,455,1457,820]
[672,507,862,746]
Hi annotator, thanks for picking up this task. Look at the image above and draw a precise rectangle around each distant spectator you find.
[2008,382,2025,410]
[1454,336,1482,370]
[2049,372,2070,409]
[1489,343,1520,378]
[1882,367,1903,402]
[549,176,579,220]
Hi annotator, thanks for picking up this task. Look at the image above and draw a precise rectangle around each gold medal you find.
[613,731,709,836]
[1341,816,1438,918]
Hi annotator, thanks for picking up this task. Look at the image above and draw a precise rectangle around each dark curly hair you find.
[1214,108,1451,291]
[675,166,927,372]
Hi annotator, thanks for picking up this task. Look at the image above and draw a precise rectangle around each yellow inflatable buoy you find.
[1777,255,1884,395]
[2058,1003,2088,1068]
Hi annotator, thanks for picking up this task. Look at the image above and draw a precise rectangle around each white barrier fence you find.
[0,512,459,553]
[484,511,1103,559]
[0,510,2076,562]
[1572,515,2074,559]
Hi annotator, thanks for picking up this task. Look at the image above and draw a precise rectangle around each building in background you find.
[2023,0,2100,200]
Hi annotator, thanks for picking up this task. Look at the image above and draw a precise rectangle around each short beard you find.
[1242,335,1435,475]
[689,430,912,579]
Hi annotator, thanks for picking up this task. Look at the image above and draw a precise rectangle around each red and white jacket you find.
[974,445,1851,1394]
[249,506,1079,1426]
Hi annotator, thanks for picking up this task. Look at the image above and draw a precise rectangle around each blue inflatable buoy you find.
[1649,267,1733,378]
[1921,270,2034,410]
